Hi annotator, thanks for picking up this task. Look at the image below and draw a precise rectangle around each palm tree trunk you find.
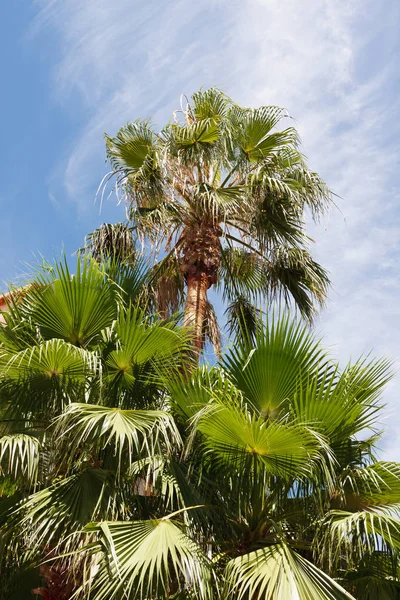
[180,221,221,360]
[183,272,209,359]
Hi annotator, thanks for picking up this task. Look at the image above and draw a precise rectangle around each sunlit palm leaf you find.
[105,120,156,172]
[224,543,354,599]
[194,402,325,480]
[354,462,400,509]
[56,403,181,470]
[317,510,400,571]
[0,338,96,418]
[83,516,213,600]
[24,256,119,347]
[191,88,230,121]
[223,315,329,416]
[173,118,220,147]
[0,434,40,484]
[0,338,93,382]
[291,358,392,442]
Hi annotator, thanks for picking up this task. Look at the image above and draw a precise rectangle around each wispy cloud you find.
[33,0,400,455]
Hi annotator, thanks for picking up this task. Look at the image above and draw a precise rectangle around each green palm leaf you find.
[239,106,298,161]
[112,306,187,366]
[83,516,213,599]
[25,256,119,347]
[12,469,117,551]
[223,543,354,599]
[194,402,325,480]
[0,434,40,484]
[191,87,230,121]
[173,118,220,147]
[105,120,156,172]
[1,338,93,381]
[0,338,95,417]
[56,403,181,470]
[223,315,329,417]
[291,358,392,443]
[355,462,400,509]
[317,510,400,571]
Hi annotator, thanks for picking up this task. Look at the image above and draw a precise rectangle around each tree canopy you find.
[0,256,398,599]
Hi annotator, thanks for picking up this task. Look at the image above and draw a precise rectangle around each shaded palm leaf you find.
[85,222,135,262]
[12,469,118,551]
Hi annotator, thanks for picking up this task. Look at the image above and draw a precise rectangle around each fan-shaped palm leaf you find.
[0,338,96,418]
[11,469,118,552]
[194,402,326,480]
[24,256,119,347]
[317,510,400,572]
[223,315,329,417]
[0,434,40,485]
[83,516,213,600]
[55,403,181,472]
[224,543,354,599]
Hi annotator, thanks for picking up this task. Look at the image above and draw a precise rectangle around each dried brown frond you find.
[202,300,221,357]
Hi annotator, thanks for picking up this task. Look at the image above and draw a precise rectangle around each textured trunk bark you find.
[180,221,221,360]
[183,273,209,359]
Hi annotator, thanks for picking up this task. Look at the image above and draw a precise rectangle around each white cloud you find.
[33,0,400,456]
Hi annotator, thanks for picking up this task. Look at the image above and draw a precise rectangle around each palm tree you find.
[0,255,190,597]
[100,88,332,357]
[0,258,398,599]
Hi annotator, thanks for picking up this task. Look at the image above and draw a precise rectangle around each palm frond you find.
[317,510,400,572]
[82,516,213,600]
[104,307,188,389]
[55,402,182,472]
[224,543,354,599]
[194,401,326,480]
[24,255,119,348]
[267,246,330,321]
[105,120,156,172]
[191,87,231,121]
[202,300,221,357]
[223,314,329,417]
[291,358,391,443]
[0,338,96,418]
[11,469,118,552]
[225,296,261,344]
[84,222,135,262]
[0,434,40,485]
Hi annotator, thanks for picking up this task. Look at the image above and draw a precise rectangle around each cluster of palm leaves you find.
[0,254,399,599]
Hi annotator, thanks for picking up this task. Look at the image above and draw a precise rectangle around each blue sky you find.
[1,1,399,455]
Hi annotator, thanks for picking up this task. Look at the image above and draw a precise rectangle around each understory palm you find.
[100,87,332,356]
[0,256,399,599]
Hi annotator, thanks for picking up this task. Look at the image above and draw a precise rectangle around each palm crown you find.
[0,256,399,599]
[102,88,332,356]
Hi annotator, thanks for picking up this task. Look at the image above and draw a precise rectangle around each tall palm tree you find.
[101,88,332,357]
[0,258,398,599]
